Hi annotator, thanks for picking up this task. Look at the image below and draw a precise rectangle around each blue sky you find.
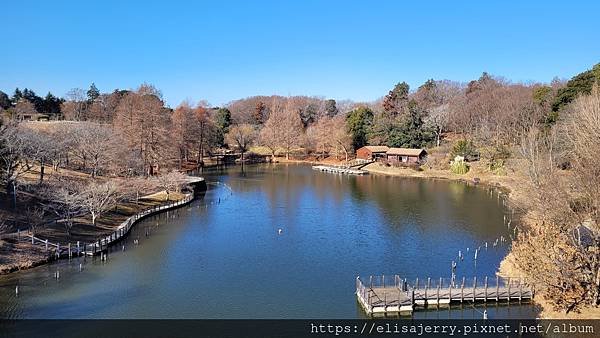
[1,0,599,107]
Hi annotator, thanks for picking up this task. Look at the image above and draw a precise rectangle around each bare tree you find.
[154,171,187,201]
[225,124,257,163]
[24,206,46,243]
[62,88,88,121]
[44,183,84,236]
[70,122,116,177]
[79,181,122,225]
[0,123,35,201]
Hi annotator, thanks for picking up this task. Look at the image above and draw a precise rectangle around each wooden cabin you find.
[386,148,427,164]
[356,146,390,161]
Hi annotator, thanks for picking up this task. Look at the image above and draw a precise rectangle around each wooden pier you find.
[356,275,534,316]
[312,165,368,175]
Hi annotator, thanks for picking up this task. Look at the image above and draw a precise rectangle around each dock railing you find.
[12,193,194,258]
[356,274,534,315]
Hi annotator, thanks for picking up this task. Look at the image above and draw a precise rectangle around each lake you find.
[0,164,537,319]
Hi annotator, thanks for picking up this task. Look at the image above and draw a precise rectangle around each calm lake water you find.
[0,164,538,319]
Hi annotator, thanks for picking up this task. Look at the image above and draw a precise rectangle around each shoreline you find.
[285,159,583,318]
[0,188,200,276]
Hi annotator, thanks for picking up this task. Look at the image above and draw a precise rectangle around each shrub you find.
[450,156,469,174]
[451,139,479,161]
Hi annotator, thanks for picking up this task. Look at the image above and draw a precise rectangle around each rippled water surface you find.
[0,164,538,319]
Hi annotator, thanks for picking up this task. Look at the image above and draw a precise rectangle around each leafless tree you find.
[79,180,123,225]
[62,88,88,121]
[154,171,187,201]
[24,206,46,243]
[225,124,257,163]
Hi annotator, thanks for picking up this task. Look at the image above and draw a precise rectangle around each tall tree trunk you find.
[39,160,45,183]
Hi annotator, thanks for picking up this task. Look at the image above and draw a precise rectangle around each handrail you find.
[17,193,194,257]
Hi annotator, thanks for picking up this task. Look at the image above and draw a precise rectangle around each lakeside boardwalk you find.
[356,275,534,316]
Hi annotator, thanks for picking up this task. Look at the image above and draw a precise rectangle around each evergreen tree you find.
[552,63,600,112]
[0,91,10,109]
[346,106,374,150]
[87,83,100,102]
[12,88,23,102]
[213,107,232,147]
[324,99,338,117]
[382,82,409,115]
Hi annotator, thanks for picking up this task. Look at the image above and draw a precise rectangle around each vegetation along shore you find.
[1,62,599,319]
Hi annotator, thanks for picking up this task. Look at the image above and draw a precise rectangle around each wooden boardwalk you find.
[14,192,196,259]
[312,165,368,175]
[356,275,534,316]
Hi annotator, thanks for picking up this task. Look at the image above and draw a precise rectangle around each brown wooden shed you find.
[386,148,427,164]
[356,146,390,160]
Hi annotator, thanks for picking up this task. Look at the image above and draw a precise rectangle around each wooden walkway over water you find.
[356,275,534,316]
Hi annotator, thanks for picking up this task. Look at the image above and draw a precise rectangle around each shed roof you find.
[362,146,390,153]
[386,148,427,156]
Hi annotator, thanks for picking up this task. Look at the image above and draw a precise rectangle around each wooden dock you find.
[356,275,534,316]
[312,165,368,175]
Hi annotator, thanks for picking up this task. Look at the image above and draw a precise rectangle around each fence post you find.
[484,276,488,302]
[496,276,499,301]
[473,277,477,302]
[519,278,523,302]
[461,277,465,303]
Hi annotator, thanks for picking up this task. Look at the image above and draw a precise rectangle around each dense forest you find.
[0,62,599,314]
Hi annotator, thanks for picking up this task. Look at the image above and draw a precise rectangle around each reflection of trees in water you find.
[348,175,508,239]
[207,164,507,241]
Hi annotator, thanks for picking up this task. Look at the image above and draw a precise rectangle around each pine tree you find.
[87,83,100,102]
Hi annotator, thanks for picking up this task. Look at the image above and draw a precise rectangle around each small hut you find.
[385,148,427,164]
[355,146,390,161]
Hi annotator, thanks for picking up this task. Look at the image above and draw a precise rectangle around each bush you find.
[450,156,469,174]
[481,144,511,173]
[451,139,479,161]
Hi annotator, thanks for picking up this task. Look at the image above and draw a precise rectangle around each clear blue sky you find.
[1,0,599,107]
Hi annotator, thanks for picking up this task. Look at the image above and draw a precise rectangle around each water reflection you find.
[0,164,536,319]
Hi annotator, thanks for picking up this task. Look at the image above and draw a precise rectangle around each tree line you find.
[1,63,600,314]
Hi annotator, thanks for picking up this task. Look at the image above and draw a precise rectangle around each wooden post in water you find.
[57,243,60,259]
[369,276,372,289]
[415,278,419,290]
[425,277,429,300]
[45,239,48,251]
[507,277,511,302]
[496,276,500,301]
[382,274,385,288]
[473,277,477,302]
[77,241,80,256]
[436,280,440,304]
[68,243,71,259]
[484,277,488,302]
[461,277,465,303]
[519,278,523,302]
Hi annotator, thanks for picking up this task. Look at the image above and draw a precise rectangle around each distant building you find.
[385,148,427,164]
[356,146,389,161]
[18,113,50,121]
